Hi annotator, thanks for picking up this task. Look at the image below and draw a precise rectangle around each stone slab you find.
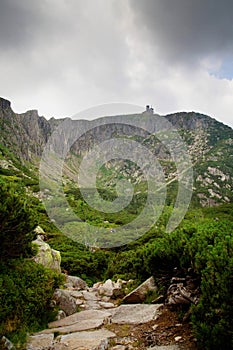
[26,334,54,349]
[56,329,116,350]
[40,318,104,334]
[49,309,111,328]
[111,304,161,324]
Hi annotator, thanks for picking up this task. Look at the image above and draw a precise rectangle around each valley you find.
[0,97,232,350]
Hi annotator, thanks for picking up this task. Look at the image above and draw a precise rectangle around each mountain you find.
[0,97,232,207]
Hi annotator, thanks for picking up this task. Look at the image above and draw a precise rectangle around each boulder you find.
[32,235,61,273]
[97,279,124,298]
[122,276,157,303]
[53,289,77,316]
[65,275,88,290]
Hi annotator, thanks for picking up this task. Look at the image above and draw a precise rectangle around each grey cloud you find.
[0,0,233,128]
[0,0,131,116]
[0,0,44,50]
[129,0,233,63]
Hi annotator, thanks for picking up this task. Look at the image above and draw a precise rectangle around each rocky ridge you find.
[0,97,232,207]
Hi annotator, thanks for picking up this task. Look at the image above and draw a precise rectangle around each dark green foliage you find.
[0,260,63,345]
[0,178,64,347]
[0,178,37,260]
[188,221,233,349]
[48,234,112,284]
[106,206,233,350]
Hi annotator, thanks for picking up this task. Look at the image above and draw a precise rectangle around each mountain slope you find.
[0,97,232,206]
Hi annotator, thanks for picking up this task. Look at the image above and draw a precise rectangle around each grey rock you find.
[111,304,161,324]
[55,329,116,350]
[99,301,115,309]
[65,275,88,290]
[82,291,101,301]
[48,309,112,328]
[32,236,61,273]
[53,289,77,316]
[123,276,157,303]
[98,279,124,298]
[69,290,83,298]
[84,300,102,310]
[26,334,54,350]
[39,318,104,334]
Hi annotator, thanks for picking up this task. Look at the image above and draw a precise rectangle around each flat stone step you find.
[55,329,116,350]
[48,309,111,328]
[26,334,54,350]
[39,318,104,334]
[111,304,162,324]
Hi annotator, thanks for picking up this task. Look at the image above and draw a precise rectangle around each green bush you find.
[0,260,63,346]
[189,222,233,349]
[0,178,37,260]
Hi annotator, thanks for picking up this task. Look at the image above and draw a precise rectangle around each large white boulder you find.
[32,234,61,273]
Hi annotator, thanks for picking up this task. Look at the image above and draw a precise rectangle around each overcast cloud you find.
[0,0,233,127]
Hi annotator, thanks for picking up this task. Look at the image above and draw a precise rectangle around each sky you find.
[0,0,233,127]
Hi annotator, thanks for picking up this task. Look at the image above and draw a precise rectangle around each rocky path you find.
[26,277,197,350]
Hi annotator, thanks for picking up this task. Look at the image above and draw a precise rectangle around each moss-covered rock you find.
[32,235,61,273]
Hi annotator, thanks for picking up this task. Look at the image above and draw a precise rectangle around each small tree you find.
[0,178,37,260]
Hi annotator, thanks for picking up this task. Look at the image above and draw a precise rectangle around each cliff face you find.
[0,98,52,162]
[0,97,232,206]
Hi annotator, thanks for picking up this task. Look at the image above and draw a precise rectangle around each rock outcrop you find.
[0,96,232,206]
[32,231,61,273]
[122,276,157,303]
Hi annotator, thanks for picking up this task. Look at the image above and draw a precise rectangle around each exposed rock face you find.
[32,235,61,273]
[0,97,11,110]
[122,276,157,303]
[0,97,232,206]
